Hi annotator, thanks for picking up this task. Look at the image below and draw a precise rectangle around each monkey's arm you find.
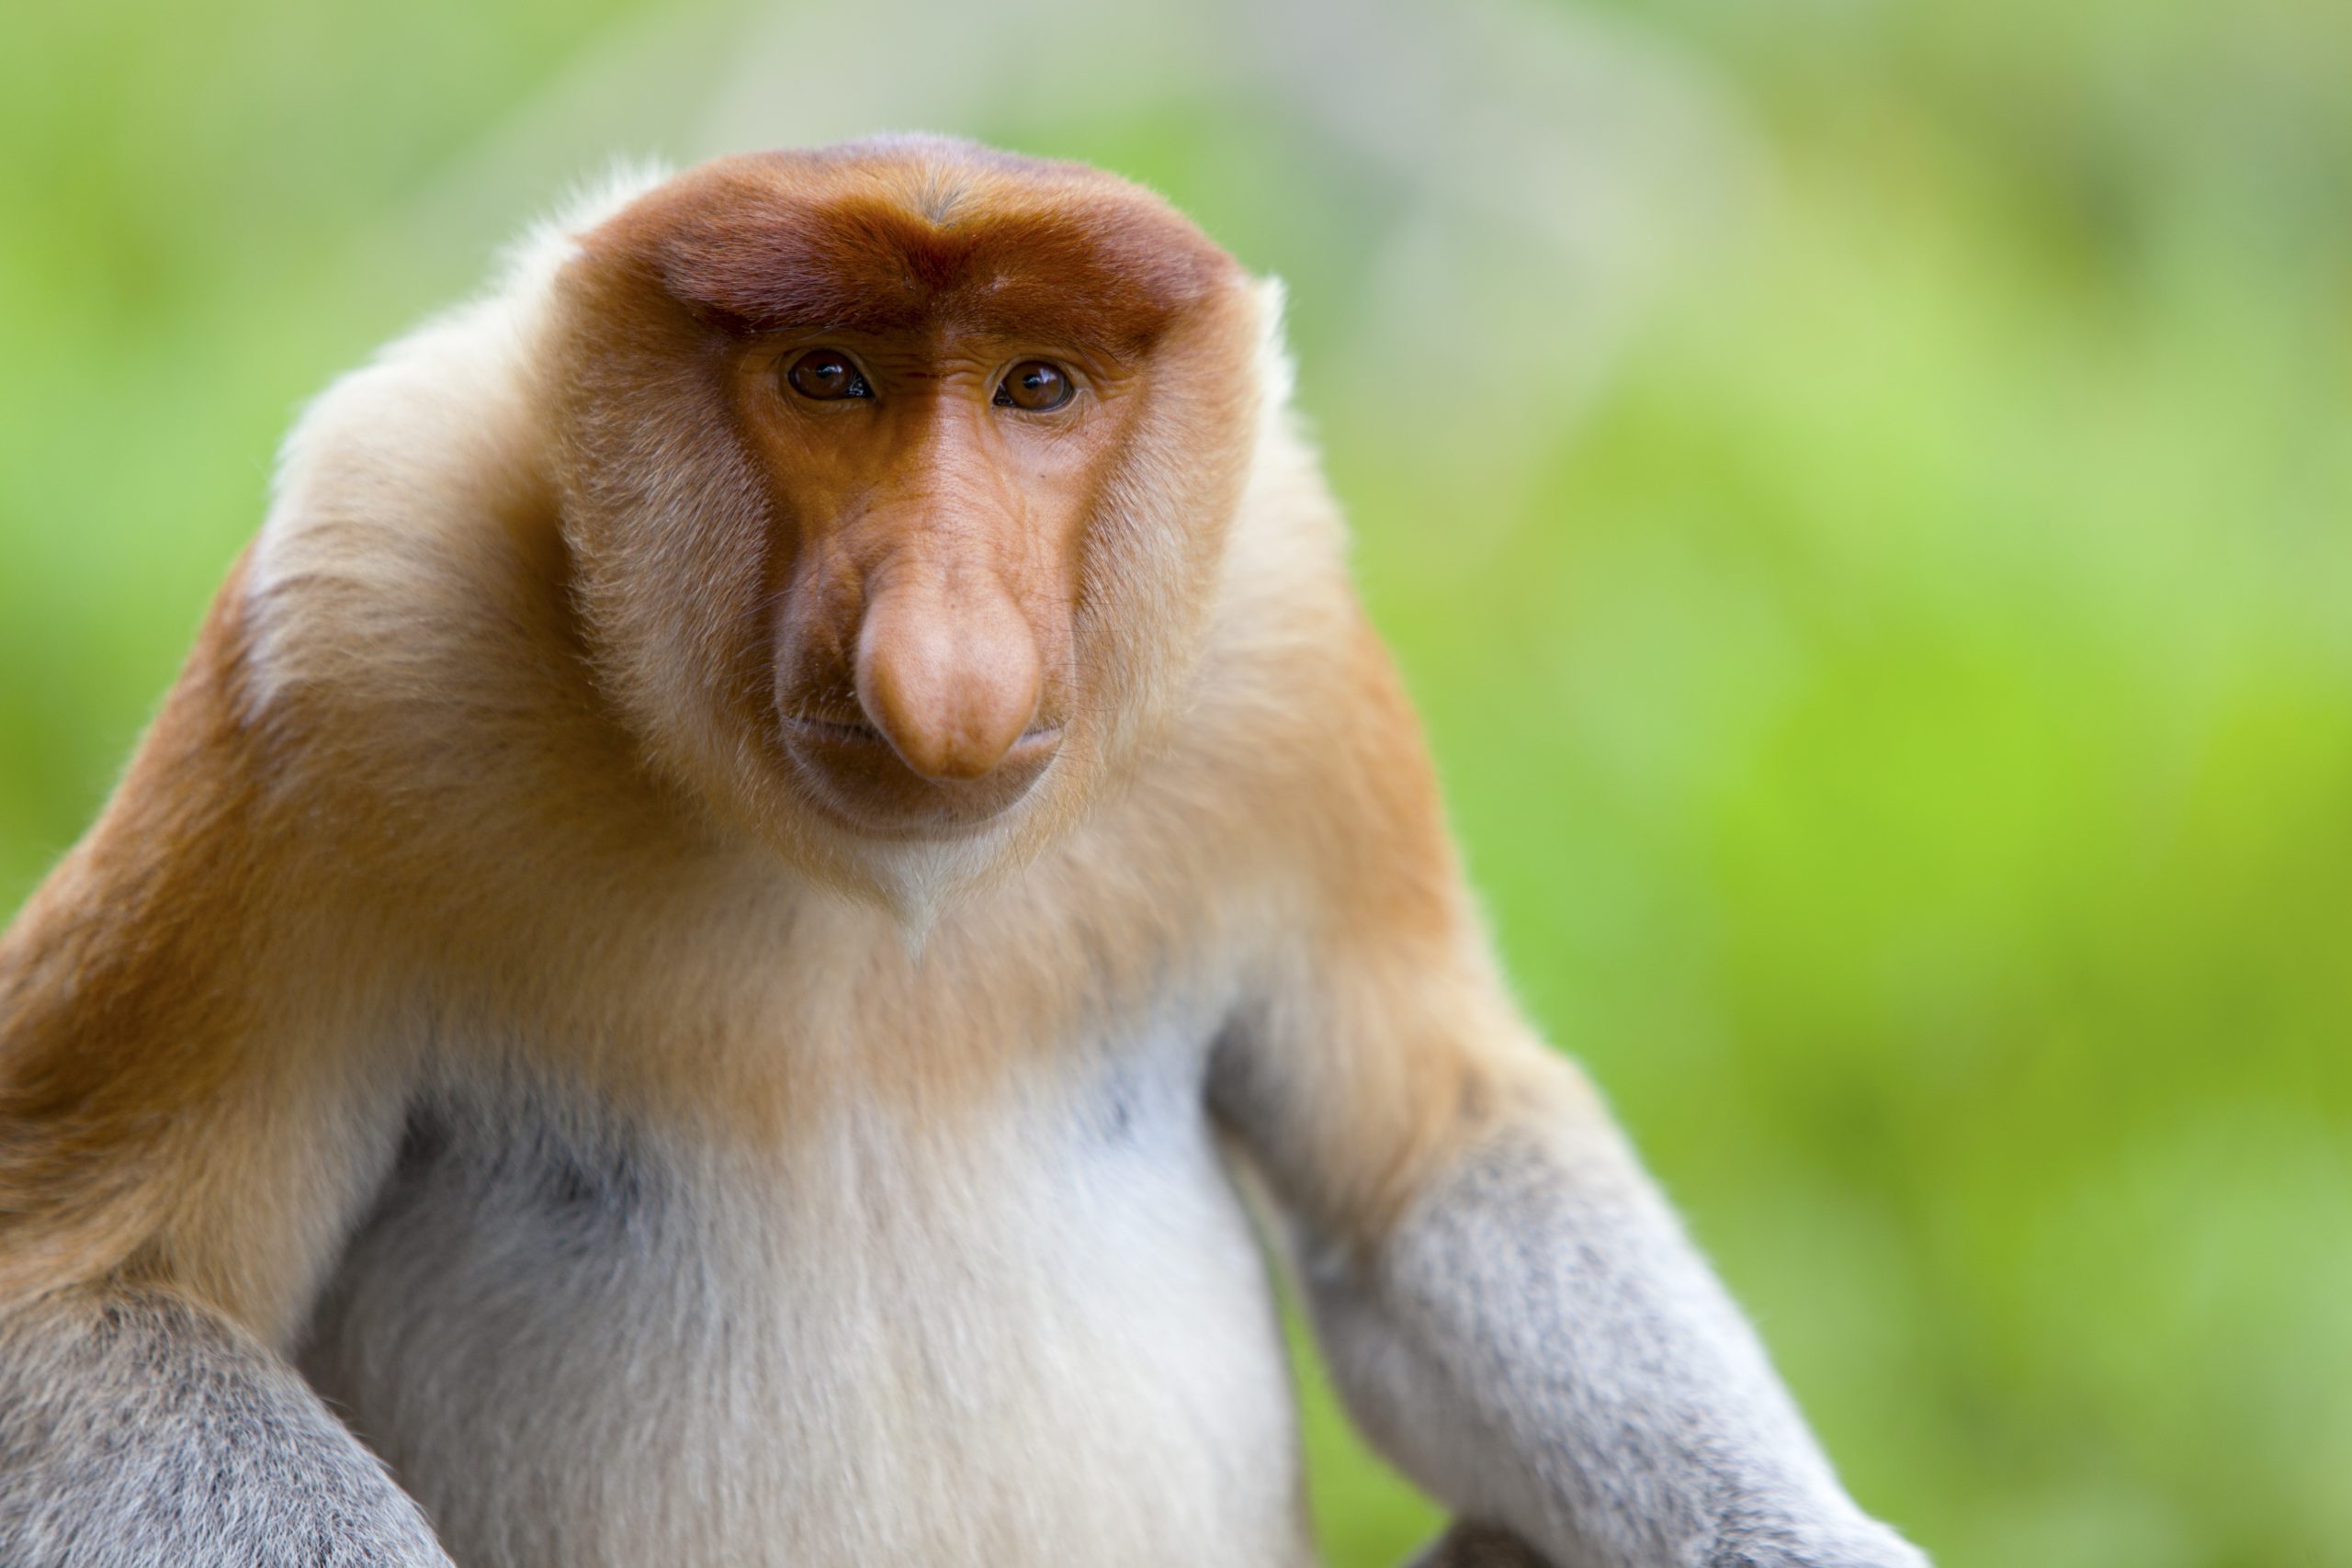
[1261,1053,1923,1568]
[0,574,453,1567]
[0,1290,448,1567]
[1207,627,1926,1568]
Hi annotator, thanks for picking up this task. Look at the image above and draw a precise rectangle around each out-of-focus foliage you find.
[3,2,2346,1564]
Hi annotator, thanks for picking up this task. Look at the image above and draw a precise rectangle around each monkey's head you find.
[545,141,1264,897]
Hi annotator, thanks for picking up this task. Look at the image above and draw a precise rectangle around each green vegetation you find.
[4,3,2346,1563]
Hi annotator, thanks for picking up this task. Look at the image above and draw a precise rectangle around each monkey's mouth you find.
[775,709,1064,840]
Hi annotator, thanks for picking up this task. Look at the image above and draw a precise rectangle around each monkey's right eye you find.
[785,349,872,401]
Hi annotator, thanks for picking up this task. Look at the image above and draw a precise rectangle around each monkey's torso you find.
[297,960,1317,1568]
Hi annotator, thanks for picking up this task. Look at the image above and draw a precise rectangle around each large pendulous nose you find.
[853,572,1045,781]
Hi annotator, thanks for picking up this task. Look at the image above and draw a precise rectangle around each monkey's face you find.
[551,144,1259,875]
[727,333,1119,839]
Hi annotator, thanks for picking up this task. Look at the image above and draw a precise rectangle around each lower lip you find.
[782,716,1064,752]
[777,719,1064,840]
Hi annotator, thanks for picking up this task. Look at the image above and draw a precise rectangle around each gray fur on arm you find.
[1306,1122,1929,1568]
[0,1290,453,1568]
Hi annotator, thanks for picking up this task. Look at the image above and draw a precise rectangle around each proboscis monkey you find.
[0,140,1928,1568]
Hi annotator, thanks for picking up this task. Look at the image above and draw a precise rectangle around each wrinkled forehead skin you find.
[579,138,1242,358]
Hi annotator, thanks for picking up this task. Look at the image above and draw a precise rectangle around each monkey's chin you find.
[777,721,1061,843]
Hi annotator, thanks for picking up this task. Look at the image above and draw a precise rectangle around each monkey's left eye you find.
[994,360,1074,412]
[786,349,872,401]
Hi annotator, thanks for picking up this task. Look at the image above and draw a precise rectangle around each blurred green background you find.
[3,1,2347,1563]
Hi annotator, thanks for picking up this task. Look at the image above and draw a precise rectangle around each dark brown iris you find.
[994,360,1073,412]
[786,349,870,400]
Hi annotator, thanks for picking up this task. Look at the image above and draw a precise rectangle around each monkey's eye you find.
[785,349,872,401]
[994,360,1074,412]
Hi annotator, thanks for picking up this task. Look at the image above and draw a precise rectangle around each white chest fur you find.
[299,1008,1315,1568]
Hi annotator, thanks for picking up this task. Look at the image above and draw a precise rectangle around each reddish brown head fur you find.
[644,141,1228,356]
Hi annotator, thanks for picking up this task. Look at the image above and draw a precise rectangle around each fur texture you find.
[0,140,1925,1567]
[0,1292,451,1566]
